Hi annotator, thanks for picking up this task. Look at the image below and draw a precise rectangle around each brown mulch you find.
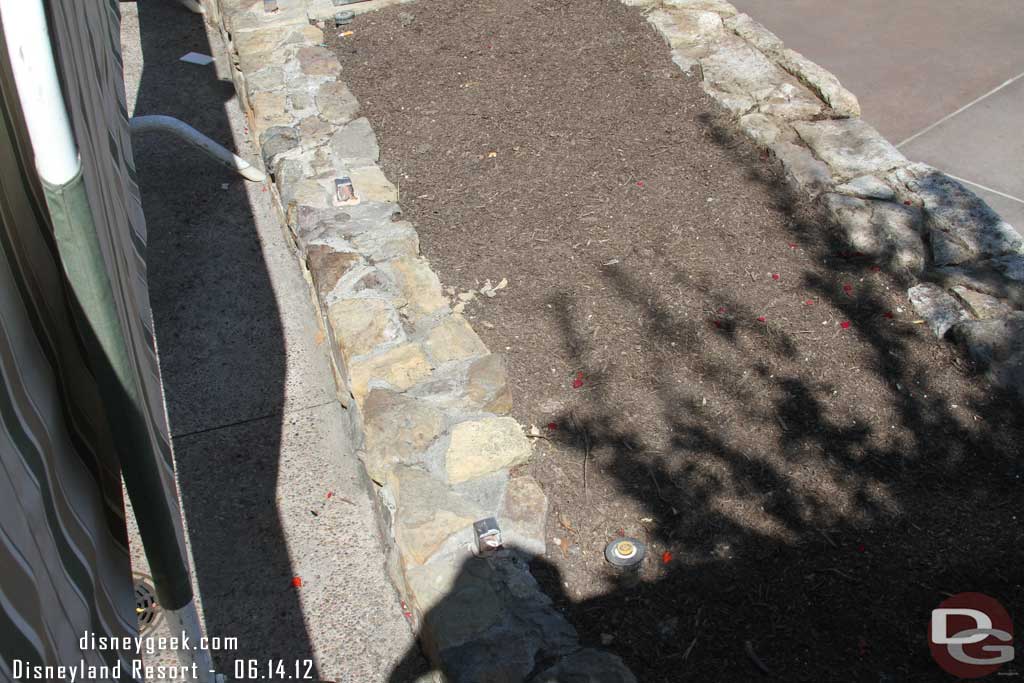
[332,1,1024,680]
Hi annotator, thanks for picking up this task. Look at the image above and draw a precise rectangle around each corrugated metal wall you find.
[1,1,186,678]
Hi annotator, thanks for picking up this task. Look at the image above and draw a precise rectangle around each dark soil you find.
[333,1,1023,680]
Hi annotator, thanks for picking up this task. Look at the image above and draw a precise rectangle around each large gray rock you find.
[306,243,363,298]
[421,315,490,365]
[344,221,420,263]
[724,12,783,52]
[908,283,971,339]
[888,164,1023,265]
[530,649,638,683]
[835,175,895,201]
[822,194,925,273]
[663,0,737,14]
[349,342,433,404]
[935,260,1024,310]
[361,389,446,483]
[738,112,795,149]
[499,475,548,558]
[316,80,360,124]
[724,14,859,117]
[427,553,582,683]
[378,255,449,318]
[824,193,882,253]
[991,254,1024,282]
[701,39,822,119]
[950,286,1014,320]
[405,353,513,416]
[330,116,380,166]
[775,49,860,118]
[466,354,513,414]
[758,82,825,121]
[387,467,482,565]
[793,119,907,179]
[950,313,1024,397]
[952,312,1024,366]
[646,9,723,51]
[245,65,285,94]
[770,141,833,198]
[930,228,975,267]
[296,45,339,76]
[445,417,532,484]
[259,125,300,165]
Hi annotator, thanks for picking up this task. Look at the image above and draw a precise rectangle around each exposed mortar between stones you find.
[632,0,1024,399]
[206,0,1024,676]
[206,0,636,680]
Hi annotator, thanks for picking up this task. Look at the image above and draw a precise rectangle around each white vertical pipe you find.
[0,0,81,185]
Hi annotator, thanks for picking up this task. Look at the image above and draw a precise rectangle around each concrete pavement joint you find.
[895,70,1024,148]
[173,400,342,440]
[944,174,1024,206]
[204,0,635,680]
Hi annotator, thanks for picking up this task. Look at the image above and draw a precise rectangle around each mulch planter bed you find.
[332,1,1023,679]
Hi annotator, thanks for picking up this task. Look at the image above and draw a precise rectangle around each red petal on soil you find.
[856,543,866,553]
[636,181,644,187]
[884,311,894,319]
[903,200,912,206]
[572,372,584,389]
[712,320,722,328]
[788,243,797,249]
[326,491,333,499]
[805,299,814,305]
[772,273,780,280]
[661,551,673,565]
[291,576,302,588]
[840,321,851,329]
[757,316,766,323]
[547,422,558,431]
[842,283,854,294]
[717,306,727,314]
[870,265,881,272]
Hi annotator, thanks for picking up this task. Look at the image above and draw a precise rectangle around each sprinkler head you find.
[605,537,646,569]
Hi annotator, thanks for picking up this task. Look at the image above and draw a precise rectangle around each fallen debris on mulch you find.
[333,1,1024,680]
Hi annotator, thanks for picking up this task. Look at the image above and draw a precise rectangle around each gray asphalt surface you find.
[119,2,424,680]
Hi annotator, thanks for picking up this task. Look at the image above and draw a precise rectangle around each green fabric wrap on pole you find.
[42,170,193,611]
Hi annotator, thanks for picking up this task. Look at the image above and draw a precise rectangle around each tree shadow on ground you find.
[129,0,317,675]
[528,116,1022,681]
[389,112,1022,682]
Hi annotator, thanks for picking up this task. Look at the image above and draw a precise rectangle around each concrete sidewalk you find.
[119,1,423,680]
[732,0,1024,228]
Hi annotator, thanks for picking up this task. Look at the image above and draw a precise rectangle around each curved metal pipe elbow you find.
[129,115,266,183]
[177,0,206,15]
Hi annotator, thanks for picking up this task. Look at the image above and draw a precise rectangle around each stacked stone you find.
[209,0,634,680]
[633,0,1024,398]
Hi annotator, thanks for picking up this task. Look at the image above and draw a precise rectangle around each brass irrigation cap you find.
[605,537,646,568]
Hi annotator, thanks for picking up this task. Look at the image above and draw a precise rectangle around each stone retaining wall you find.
[206,0,635,680]
[633,0,1024,397]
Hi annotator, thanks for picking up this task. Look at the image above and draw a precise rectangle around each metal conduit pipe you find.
[130,115,267,182]
[176,0,206,15]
